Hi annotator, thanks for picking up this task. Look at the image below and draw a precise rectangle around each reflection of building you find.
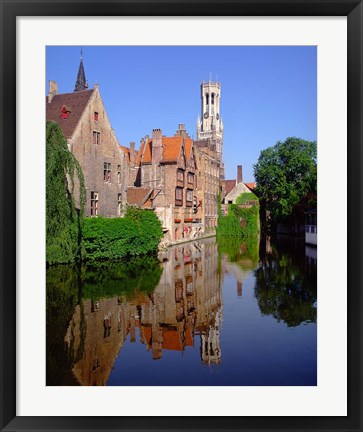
[65,238,222,385]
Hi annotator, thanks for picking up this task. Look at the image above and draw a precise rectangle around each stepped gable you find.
[46,89,94,138]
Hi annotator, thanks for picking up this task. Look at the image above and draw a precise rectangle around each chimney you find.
[237,165,243,184]
[130,142,135,167]
[48,80,58,103]
[152,129,163,164]
[175,124,190,138]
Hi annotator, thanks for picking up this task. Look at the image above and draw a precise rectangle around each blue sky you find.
[46,46,316,182]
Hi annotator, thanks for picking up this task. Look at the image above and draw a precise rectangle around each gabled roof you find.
[161,136,183,163]
[225,180,237,196]
[46,89,94,138]
[245,182,256,191]
[127,187,152,207]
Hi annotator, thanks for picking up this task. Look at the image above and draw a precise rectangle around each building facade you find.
[46,56,128,217]
[133,125,201,243]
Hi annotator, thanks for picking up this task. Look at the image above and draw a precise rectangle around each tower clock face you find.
[204,112,209,119]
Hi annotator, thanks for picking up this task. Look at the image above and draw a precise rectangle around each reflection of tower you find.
[196,81,224,161]
[201,310,221,365]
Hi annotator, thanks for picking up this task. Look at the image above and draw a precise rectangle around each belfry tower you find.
[74,50,88,92]
[196,80,224,161]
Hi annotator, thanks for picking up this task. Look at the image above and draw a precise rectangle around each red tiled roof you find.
[143,140,152,163]
[184,138,193,160]
[225,180,237,196]
[161,136,183,163]
[245,182,256,191]
[46,89,94,138]
[136,140,146,166]
[127,187,152,207]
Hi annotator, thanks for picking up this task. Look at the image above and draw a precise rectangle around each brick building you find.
[46,54,127,217]
[133,124,201,242]
[194,139,221,230]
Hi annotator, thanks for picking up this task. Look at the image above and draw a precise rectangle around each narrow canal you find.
[46,236,317,386]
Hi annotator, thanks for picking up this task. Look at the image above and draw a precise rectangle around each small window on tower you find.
[94,112,99,121]
[211,93,215,105]
[206,93,209,105]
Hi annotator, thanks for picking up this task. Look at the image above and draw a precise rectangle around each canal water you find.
[46,236,317,386]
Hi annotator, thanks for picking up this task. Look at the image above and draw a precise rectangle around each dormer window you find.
[94,111,99,121]
[61,105,71,119]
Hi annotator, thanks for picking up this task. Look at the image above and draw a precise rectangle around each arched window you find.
[206,93,209,105]
[211,93,215,105]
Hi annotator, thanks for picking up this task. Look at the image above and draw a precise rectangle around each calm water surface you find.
[46,236,317,386]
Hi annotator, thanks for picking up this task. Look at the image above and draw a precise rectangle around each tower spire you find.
[74,49,88,92]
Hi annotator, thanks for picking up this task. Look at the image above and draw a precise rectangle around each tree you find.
[253,137,317,224]
[46,121,86,264]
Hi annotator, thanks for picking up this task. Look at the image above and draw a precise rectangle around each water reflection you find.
[255,236,317,327]
[46,236,317,386]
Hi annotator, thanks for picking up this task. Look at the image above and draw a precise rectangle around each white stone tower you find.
[196,81,224,160]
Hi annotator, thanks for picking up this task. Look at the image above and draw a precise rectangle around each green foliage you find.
[236,192,258,205]
[82,208,163,260]
[253,137,317,223]
[217,204,260,239]
[46,121,86,264]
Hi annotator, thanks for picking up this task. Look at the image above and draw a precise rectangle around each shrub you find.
[82,208,163,260]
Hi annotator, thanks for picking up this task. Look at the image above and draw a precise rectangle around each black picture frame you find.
[1,0,362,431]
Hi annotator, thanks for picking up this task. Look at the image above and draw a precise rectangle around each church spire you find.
[74,49,88,92]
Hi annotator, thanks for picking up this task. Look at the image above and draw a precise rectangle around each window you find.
[61,106,70,119]
[187,172,194,186]
[94,111,99,121]
[211,93,215,105]
[93,131,100,144]
[177,170,184,181]
[117,165,121,184]
[206,93,209,105]
[177,170,184,187]
[91,191,99,216]
[104,162,111,183]
[175,187,183,206]
[186,189,193,207]
[117,194,122,216]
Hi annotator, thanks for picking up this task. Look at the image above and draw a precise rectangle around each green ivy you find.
[235,192,258,205]
[46,121,85,264]
[217,204,260,239]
